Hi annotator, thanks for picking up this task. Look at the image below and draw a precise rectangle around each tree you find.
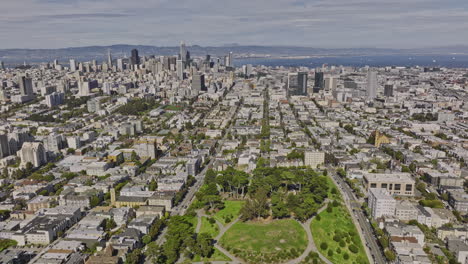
[89,195,101,208]
[125,248,142,264]
[149,179,158,191]
[384,249,396,261]
[240,188,269,221]
[146,242,165,263]
[131,151,140,162]
[105,218,117,231]
[196,233,214,257]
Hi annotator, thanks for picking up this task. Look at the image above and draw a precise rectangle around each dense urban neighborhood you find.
[0,44,467,264]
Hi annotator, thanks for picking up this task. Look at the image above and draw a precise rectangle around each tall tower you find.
[69,59,77,72]
[180,41,187,63]
[192,73,206,92]
[107,49,112,67]
[130,49,140,67]
[225,52,233,67]
[176,59,184,80]
[367,71,377,100]
[287,72,308,96]
[18,75,34,97]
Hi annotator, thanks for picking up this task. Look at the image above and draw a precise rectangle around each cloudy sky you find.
[1,0,467,49]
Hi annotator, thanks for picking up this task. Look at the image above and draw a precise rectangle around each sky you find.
[1,0,468,49]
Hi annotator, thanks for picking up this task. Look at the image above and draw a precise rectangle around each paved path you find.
[287,201,332,264]
[194,209,244,263]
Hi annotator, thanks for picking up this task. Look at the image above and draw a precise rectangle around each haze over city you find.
[1,0,468,49]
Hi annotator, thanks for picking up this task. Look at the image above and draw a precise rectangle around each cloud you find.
[0,0,467,49]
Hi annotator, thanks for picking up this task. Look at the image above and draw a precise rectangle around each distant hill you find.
[1,44,468,65]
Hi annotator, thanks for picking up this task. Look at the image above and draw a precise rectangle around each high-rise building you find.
[176,60,184,80]
[0,133,9,158]
[180,41,187,63]
[18,75,34,97]
[324,76,337,90]
[313,72,324,93]
[242,64,253,77]
[44,133,65,153]
[368,188,396,219]
[384,84,394,97]
[78,80,91,96]
[0,61,4,70]
[107,49,113,67]
[87,98,102,113]
[192,73,206,92]
[130,49,140,67]
[287,72,308,96]
[117,58,124,71]
[225,52,233,67]
[45,92,64,108]
[69,59,77,72]
[19,142,47,168]
[367,71,377,99]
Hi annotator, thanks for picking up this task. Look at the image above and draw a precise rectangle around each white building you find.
[368,188,396,219]
[304,151,325,169]
[18,142,47,168]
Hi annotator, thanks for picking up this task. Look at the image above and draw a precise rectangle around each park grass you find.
[199,216,220,237]
[311,204,369,264]
[220,219,307,262]
[213,200,245,225]
[324,175,342,201]
[192,248,232,262]
[185,215,198,230]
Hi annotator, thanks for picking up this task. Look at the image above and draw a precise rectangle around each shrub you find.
[344,253,350,260]
[349,244,359,254]
[328,249,333,257]
[315,214,321,221]
[339,240,346,247]
[336,247,341,254]
[320,242,328,250]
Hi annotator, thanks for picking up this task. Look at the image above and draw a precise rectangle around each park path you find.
[195,209,244,263]
[287,200,333,264]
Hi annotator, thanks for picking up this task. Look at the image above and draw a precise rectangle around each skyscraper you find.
[0,133,9,158]
[324,76,337,90]
[130,49,140,67]
[314,72,324,92]
[180,41,187,63]
[18,75,34,97]
[225,52,233,67]
[69,59,77,72]
[0,61,4,70]
[367,71,377,99]
[287,72,308,96]
[192,73,206,92]
[117,58,124,71]
[176,60,184,80]
[107,49,113,67]
[384,84,394,97]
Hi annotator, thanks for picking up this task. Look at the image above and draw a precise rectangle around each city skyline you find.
[1,0,468,49]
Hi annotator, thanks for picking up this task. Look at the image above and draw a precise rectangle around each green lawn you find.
[311,204,369,264]
[192,248,231,262]
[199,216,220,237]
[186,215,198,230]
[213,200,245,225]
[220,219,307,263]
